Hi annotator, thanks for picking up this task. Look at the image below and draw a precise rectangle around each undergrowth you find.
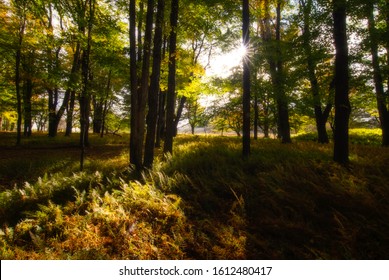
[1,133,389,259]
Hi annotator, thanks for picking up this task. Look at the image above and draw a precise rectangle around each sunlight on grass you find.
[1,131,389,259]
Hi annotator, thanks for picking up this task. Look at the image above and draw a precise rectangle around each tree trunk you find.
[48,88,59,137]
[79,0,94,170]
[129,0,155,170]
[367,2,389,146]
[275,1,291,144]
[333,0,351,164]
[301,0,331,144]
[63,42,82,137]
[242,0,251,157]
[100,69,112,138]
[129,0,138,167]
[23,76,33,137]
[254,93,259,140]
[173,96,186,136]
[65,90,76,136]
[156,89,166,148]
[92,96,103,134]
[144,0,165,168]
[164,0,179,155]
[15,16,25,145]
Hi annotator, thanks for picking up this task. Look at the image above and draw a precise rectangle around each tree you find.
[144,0,165,168]
[242,0,251,156]
[365,1,389,146]
[299,0,332,143]
[332,0,351,164]
[11,0,28,145]
[129,0,138,167]
[164,0,179,155]
[259,0,291,143]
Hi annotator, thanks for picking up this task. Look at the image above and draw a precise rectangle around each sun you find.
[206,43,248,78]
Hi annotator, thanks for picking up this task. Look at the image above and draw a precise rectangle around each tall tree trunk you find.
[129,0,138,166]
[301,0,331,143]
[275,1,291,144]
[144,0,165,168]
[79,0,94,170]
[15,15,25,145]
[333,0,351,164]
[263,103,270,138]
[164,0,179,155]
[254,92,259,140]
[173,96,186,136]
[92,96,103,134]
[23,75,33,137]
[242,0,251,157]
[100,69,112,138]
[129,0,155,170]
[48,88,59,137]
[64,43,82,137]
[367,2,389,146]
[156,89,166,147]
[137,2,144,63]
[65,90,76,136]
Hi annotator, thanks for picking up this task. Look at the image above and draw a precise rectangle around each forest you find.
[0,0,389,259]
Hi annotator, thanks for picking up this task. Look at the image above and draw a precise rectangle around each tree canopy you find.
[1,0,388,167]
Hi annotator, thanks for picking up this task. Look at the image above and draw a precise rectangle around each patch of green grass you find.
[294,128,383,146]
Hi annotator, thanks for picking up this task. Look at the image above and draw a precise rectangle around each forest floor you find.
[0,130,389,259]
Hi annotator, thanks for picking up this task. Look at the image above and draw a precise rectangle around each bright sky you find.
[205,44,247,78]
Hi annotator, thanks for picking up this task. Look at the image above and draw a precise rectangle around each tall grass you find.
[1,133,389,259]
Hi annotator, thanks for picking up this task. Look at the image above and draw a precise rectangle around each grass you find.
[0,131,389,259]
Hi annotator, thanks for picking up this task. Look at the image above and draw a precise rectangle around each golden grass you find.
[1,132,389,259]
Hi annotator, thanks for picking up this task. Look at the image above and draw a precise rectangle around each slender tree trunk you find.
[129,0,138,166]
[242,0,251,157]
[92,96,103,134]
[100,69,112,138]
[164,0,179,155]
[173,96,186,136]
[15,16,25,145]
[263,104,270,138]
[275,1,291,144]
[367,2,389,146]
[65,90,76,136]
[301,0,331,143]
[254,92,259,140]
[64,43,81,137]
[156,89,166,148]
[48,88,59,137]
[129,0,155,170]
[144,0,165,168]
[23,76,33,137]
[79,0,94,170]
[333,0,351,164]
[137,2,144,63]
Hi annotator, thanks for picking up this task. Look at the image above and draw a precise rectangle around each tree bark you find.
[15,13,25,145]
[301,0,331,143]
[79,0,94,170]
[129,0,139,166]
[367,2,389,146]
[22,73,33,137]
[164,0,179,155]
[275,1,291,144]
[129,0,155,170]
[333,0,351,164]
[65,90,76,136]
[144,0,165,168]
[242,0,251,157]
